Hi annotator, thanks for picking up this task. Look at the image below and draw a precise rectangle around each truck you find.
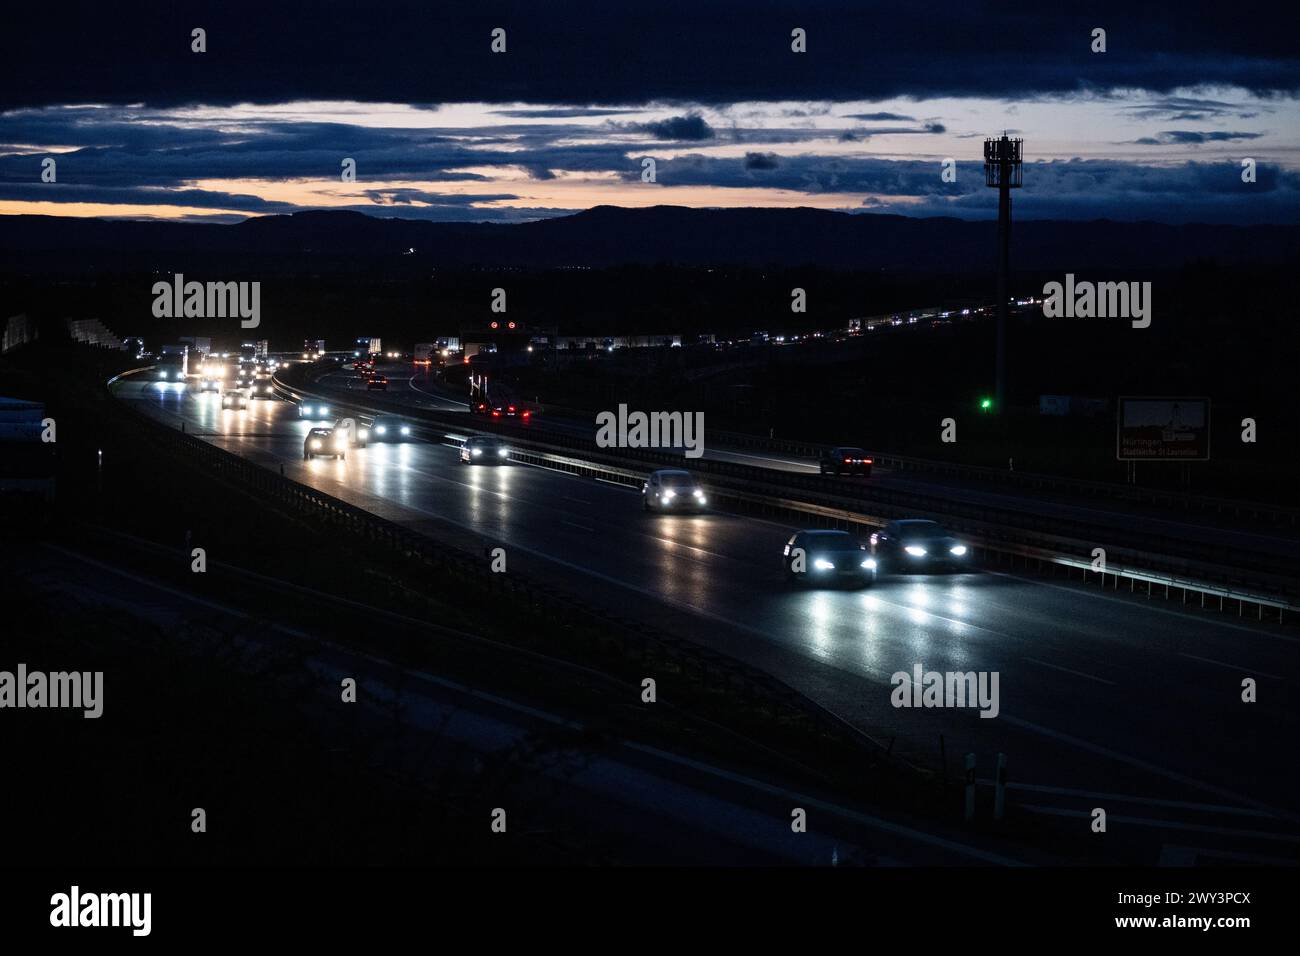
[413,343,435,365]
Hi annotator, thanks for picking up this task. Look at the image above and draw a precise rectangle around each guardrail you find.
[110,368,907,776]
[706,427,1300,527]
[278,361,1299,622]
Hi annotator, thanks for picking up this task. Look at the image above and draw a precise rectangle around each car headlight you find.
[334,438,346,449]
[497,448,507,457]
[950,545,967,556]
[358,429,369,441]
[813,558,835,571]
[400,426,410,435]
[905,545,928,557]
[310,440,321,449]
[376,426,387,434]
[303,405,313,414]
[861,558,877,569]
[320,406,329,415]
[662,489,676,500]
[472,448,482,456]
[693,489,704,498]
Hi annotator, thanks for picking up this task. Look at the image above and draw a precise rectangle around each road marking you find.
[1178,651,1282,680]
[1023,656,1117,686]
[562,520,596,532]
[976,780,1279,817]
[985,568,1300,642]
[1001,714,1300,825]
[1020,805,1300,842]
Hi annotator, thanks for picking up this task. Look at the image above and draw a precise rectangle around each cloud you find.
[743,152,780,170]
[843,112,916,121]
[4,1,1299,110]
[1128,129,1267,145]
[636,115,715,140]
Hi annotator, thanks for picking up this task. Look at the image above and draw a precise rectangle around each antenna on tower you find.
[984,134,1023,411]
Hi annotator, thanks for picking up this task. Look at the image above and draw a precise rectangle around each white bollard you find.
[964,752,977,822]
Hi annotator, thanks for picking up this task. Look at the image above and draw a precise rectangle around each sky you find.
[1,1,1297,225]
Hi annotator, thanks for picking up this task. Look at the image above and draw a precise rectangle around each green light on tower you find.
[980,397,994,412]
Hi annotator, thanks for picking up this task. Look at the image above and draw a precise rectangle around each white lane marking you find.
[708,449,818,470]
[1019,805,1300,843]
[562,520,596,532]
[985,568,1300,642]
[1178,651,1283,680]
[620,742,1026,865]
[1022,656,1117,686]
[975,780,1281,817]
[1001,714,1300,825]
[406,374,470,407]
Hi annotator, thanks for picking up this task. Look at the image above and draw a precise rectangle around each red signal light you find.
[490,321,499,330]
[507,321,516,330]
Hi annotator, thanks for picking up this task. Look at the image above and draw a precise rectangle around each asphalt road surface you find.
[115,375,1300,863]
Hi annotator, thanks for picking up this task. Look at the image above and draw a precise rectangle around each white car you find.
[642,469,707,512]
[220,389,248,410]
[332,417,369,448]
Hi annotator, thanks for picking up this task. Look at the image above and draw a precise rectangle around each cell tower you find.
[984,134,1022,411]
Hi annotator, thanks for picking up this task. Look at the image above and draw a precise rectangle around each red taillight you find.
[508,405,516,412]
[492,410,501,417]
[844,458,851,463]
[522,410,530,418]
[865,458,873,464]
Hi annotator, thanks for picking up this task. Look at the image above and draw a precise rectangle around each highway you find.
[115,373,1300,863]
[389,366,1300,569]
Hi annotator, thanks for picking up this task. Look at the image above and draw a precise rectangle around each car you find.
[783,530,876,586]
[470,400,490,415]
[367,375,389,391]
[298,402,332,420]
[819,446,874,477]
[369,415,412,442]
[304,427,345,460]
[870,519,970,573]
[220,389,248,410]
[642,469,707,512]
[250,375,274,399]
[460,435,509,464]
[332,417,369,448]
[199,377,221,392]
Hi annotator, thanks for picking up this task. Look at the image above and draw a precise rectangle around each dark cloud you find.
[3,1,1297,110]
[843,112,916,121]
[636,115,715,141]
[1129,129,1267,145]
[743,152,780,170]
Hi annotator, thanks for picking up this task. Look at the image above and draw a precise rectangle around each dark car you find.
[460,435,509,465]
[369,415,412,442]
[367,375,389,390]
[819,446,873,477]
[782,530,876,586]
[470,399,490,415]
[870,519,970,573]
[304,427,345,460]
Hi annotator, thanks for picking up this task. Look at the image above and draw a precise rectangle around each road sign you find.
[1117,397,1210,461]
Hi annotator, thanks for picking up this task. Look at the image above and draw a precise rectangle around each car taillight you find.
[865,458,873,464]
[492,410,501,417]
[844,458,851,463]
[522,410,530,418]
